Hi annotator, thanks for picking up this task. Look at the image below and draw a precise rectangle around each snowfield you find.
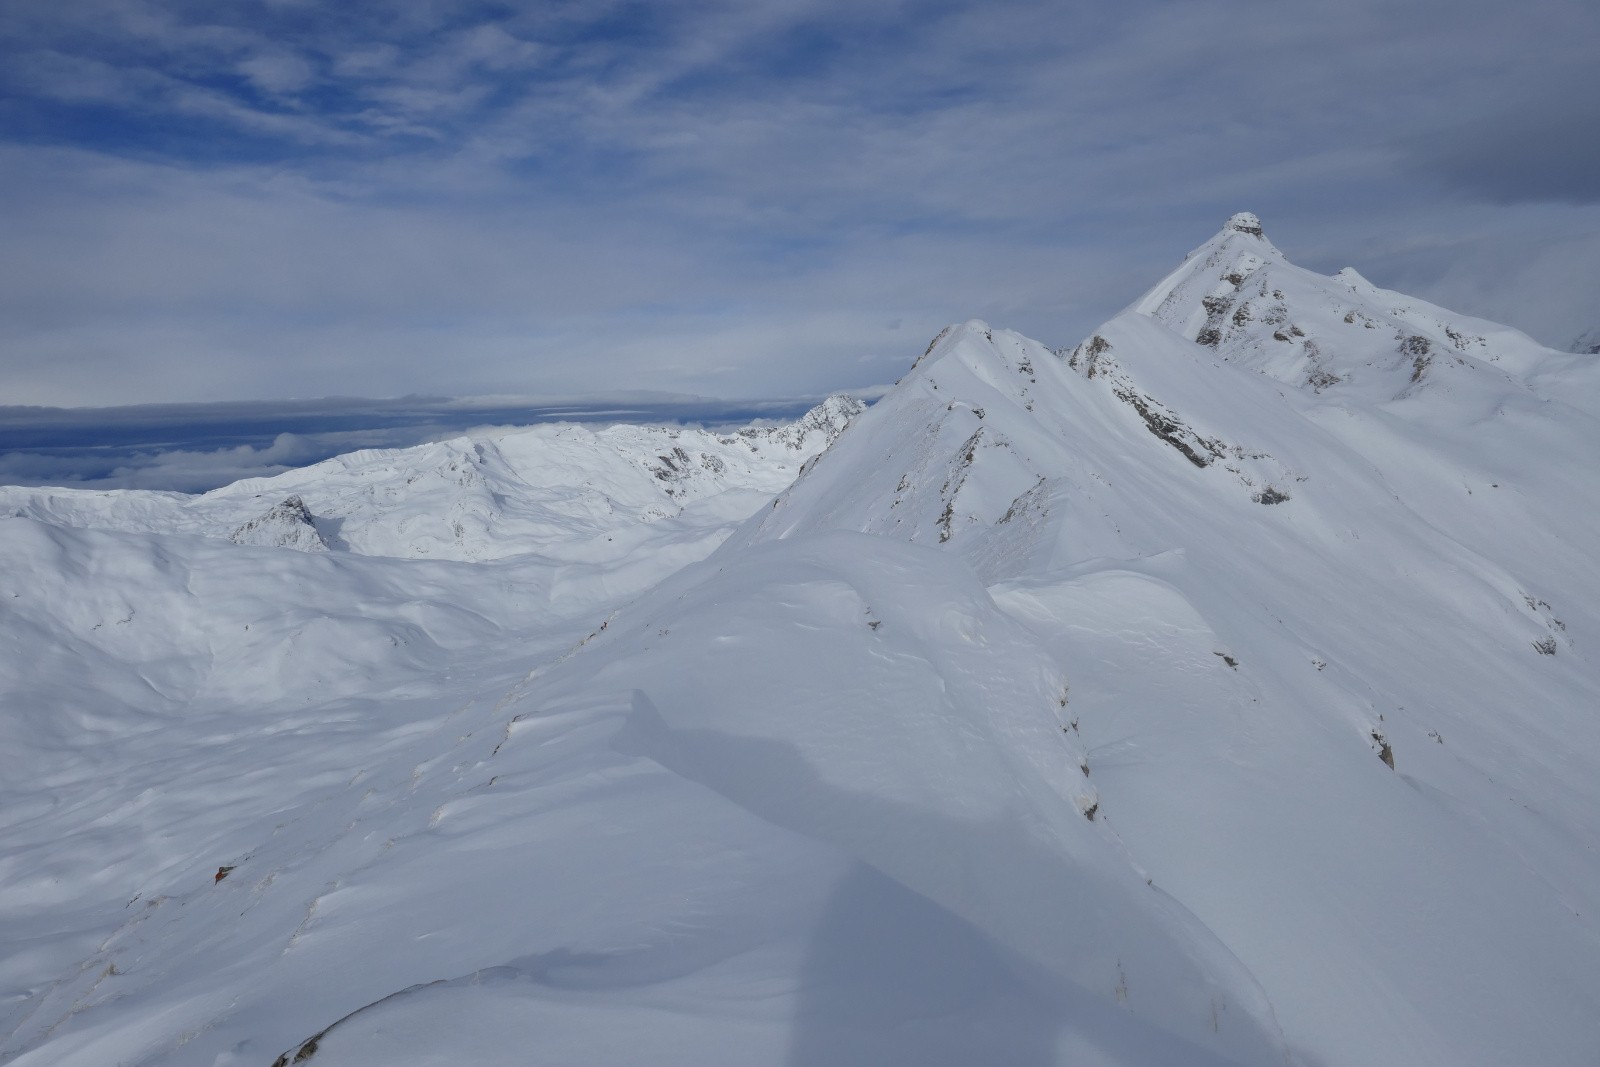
[3,217,1598,1066]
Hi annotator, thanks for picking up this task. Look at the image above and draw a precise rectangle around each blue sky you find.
[2,0,1597,407]
[0,393,825,490]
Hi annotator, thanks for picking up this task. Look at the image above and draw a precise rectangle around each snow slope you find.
[4,219,1599,1067]
[724,220,1600,1064]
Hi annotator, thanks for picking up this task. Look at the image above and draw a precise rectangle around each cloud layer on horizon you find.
[0,393,830,490]
[2,0,1597,406]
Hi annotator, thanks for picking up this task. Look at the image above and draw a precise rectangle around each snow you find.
[4,221,1599,1066]
[229,496,328,552]
[0,396,864,565]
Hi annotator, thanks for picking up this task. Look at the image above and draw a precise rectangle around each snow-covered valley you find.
[3,216,1598,1066]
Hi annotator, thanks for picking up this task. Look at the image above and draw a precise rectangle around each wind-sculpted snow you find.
[4,219,1600,1066]
[0,399,868,1065]
[716,218,1600,1063]
[589,536,1290,1062]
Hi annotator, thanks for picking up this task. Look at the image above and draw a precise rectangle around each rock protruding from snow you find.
[1570,327,1600,355]
[782,392,867,443]
[640,394,863,502]
[1132,212,1287,338]
[1224,210,1266,237]
[1131,213,1568,401]
[734,316,1299,574]
[228,495,328,552]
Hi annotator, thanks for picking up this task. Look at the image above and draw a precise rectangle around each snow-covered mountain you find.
[722,218,1600,1064]
[1,395,863,563]
[3,219,1598,1067]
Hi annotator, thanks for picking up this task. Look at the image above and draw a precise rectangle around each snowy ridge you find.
[4,221,1600,1067]
[1132,212,1570,402]
[715,216,1600,1063]
[0,395,863,562]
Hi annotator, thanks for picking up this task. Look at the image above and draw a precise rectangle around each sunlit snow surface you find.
[4,223,1600,1067]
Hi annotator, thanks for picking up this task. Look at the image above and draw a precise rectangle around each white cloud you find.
[0,0,1595,405]
[237,50,317,95]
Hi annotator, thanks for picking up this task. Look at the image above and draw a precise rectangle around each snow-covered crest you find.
[713,217,1600,1060]
[4,221,1600,1067]
[1132,213,1571,401]
[0,394,864,562]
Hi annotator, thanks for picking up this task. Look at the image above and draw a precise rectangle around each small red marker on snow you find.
[215,866,236,884]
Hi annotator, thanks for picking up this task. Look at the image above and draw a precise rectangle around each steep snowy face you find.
[1571,326,1600,354]
[738,323,1053,561]
[1132,214,1564,401]
[724,253,1600,1064]
[1132,212,1286,339]
[734,318,1303,579]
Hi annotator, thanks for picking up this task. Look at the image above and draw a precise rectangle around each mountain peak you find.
[1223,211,1265,237]
[228,494,328,552]
[1122,208,1571,399]
[1570,327,1600,355]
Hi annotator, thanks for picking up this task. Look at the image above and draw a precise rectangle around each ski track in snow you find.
[3,221,1599,1067]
